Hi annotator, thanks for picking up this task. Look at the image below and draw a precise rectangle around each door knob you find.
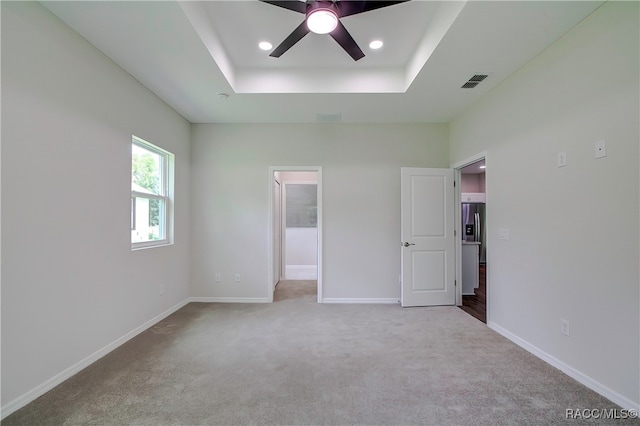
[403,242,415,247]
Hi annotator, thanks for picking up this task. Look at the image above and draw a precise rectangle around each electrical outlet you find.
[561,319,570,337]
[235,273,241,282]
[159,285,165,295]
[215,274,221,283]
[594,140,606,159]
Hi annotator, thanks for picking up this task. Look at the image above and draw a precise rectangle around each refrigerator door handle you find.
[474,212,480,242]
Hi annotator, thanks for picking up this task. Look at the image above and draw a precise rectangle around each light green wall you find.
[190,123,449,300]
[1,1,191,408]
[450,1,639,407]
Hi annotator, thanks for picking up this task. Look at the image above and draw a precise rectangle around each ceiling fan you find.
[259,1,410,61]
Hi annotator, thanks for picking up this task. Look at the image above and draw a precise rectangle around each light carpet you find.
[3,281,633,425]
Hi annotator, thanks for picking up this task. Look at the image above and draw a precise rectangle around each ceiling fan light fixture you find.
[306,9,338,34]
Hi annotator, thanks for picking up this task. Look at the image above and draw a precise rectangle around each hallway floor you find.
[459,264,486,323]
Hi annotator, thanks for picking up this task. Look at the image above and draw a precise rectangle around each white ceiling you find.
[461,159,485,175]
[43,1,604,124]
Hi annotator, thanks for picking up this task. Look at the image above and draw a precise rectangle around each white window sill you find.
[131,240,173,251]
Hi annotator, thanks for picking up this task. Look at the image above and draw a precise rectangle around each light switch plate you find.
[594,140,606,159]
[558,151,567,167]
[498,228,510,240]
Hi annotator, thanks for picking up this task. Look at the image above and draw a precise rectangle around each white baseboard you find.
[322,298,400,304]
[284,265,317,280]
[1,299,190,420]
[190,297,270,303]
[488,321,640,412]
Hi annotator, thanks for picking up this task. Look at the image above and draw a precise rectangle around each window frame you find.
[131,135,174,250]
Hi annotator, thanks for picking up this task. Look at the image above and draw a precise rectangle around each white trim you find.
[131,191,164,200]
[268,166,323,304]
[322,298,400,304]
[189,297,270,303]
[489,321,640,412]
[273,176,282,287]
[131,240,172,251]
[285,265,318,280]
[0,299,190,420]
[451,151,488,170]
[454,167,462,306]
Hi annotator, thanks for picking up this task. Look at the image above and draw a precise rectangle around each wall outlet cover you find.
[594,140,606,159]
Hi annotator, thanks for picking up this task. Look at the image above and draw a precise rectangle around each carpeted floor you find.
[3,282,634,425]
[274,279,317,302]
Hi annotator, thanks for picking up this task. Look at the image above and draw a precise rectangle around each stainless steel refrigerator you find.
[462,202,486,264]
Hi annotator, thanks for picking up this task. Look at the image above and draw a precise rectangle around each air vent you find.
[461,74,489,89]
[315,113,342,123]
[469,74,488,82]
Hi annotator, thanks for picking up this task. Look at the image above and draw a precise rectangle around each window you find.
[131,136,173,249]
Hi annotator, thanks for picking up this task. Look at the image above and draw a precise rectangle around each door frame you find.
[452,152,487,316]
[273,176,282,289]
[268,166,323,303]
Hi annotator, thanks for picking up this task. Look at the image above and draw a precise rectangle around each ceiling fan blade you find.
[329,20,365,61]
[270,21,311,58]
[259,0,307,14]
[336,1,410,18]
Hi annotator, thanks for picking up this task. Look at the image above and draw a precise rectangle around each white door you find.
[401,167,455,307]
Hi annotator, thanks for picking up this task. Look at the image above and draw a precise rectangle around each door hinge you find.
[455,280,457,286]
[454,230,457,237]
[454,180,456,187]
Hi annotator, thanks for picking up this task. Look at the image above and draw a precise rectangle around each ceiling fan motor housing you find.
[307,1,338,15]
[306,1,339,34]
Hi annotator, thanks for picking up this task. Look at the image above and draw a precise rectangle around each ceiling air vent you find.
[315,113,342,123]
[461,74,489,89]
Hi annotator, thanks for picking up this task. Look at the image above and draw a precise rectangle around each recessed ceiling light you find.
[479,165,486,169]
[259,41,273,51]
[369,40,383,50]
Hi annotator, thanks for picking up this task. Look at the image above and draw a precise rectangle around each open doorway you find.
[454,156,487,323]
[269,167,322,303]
